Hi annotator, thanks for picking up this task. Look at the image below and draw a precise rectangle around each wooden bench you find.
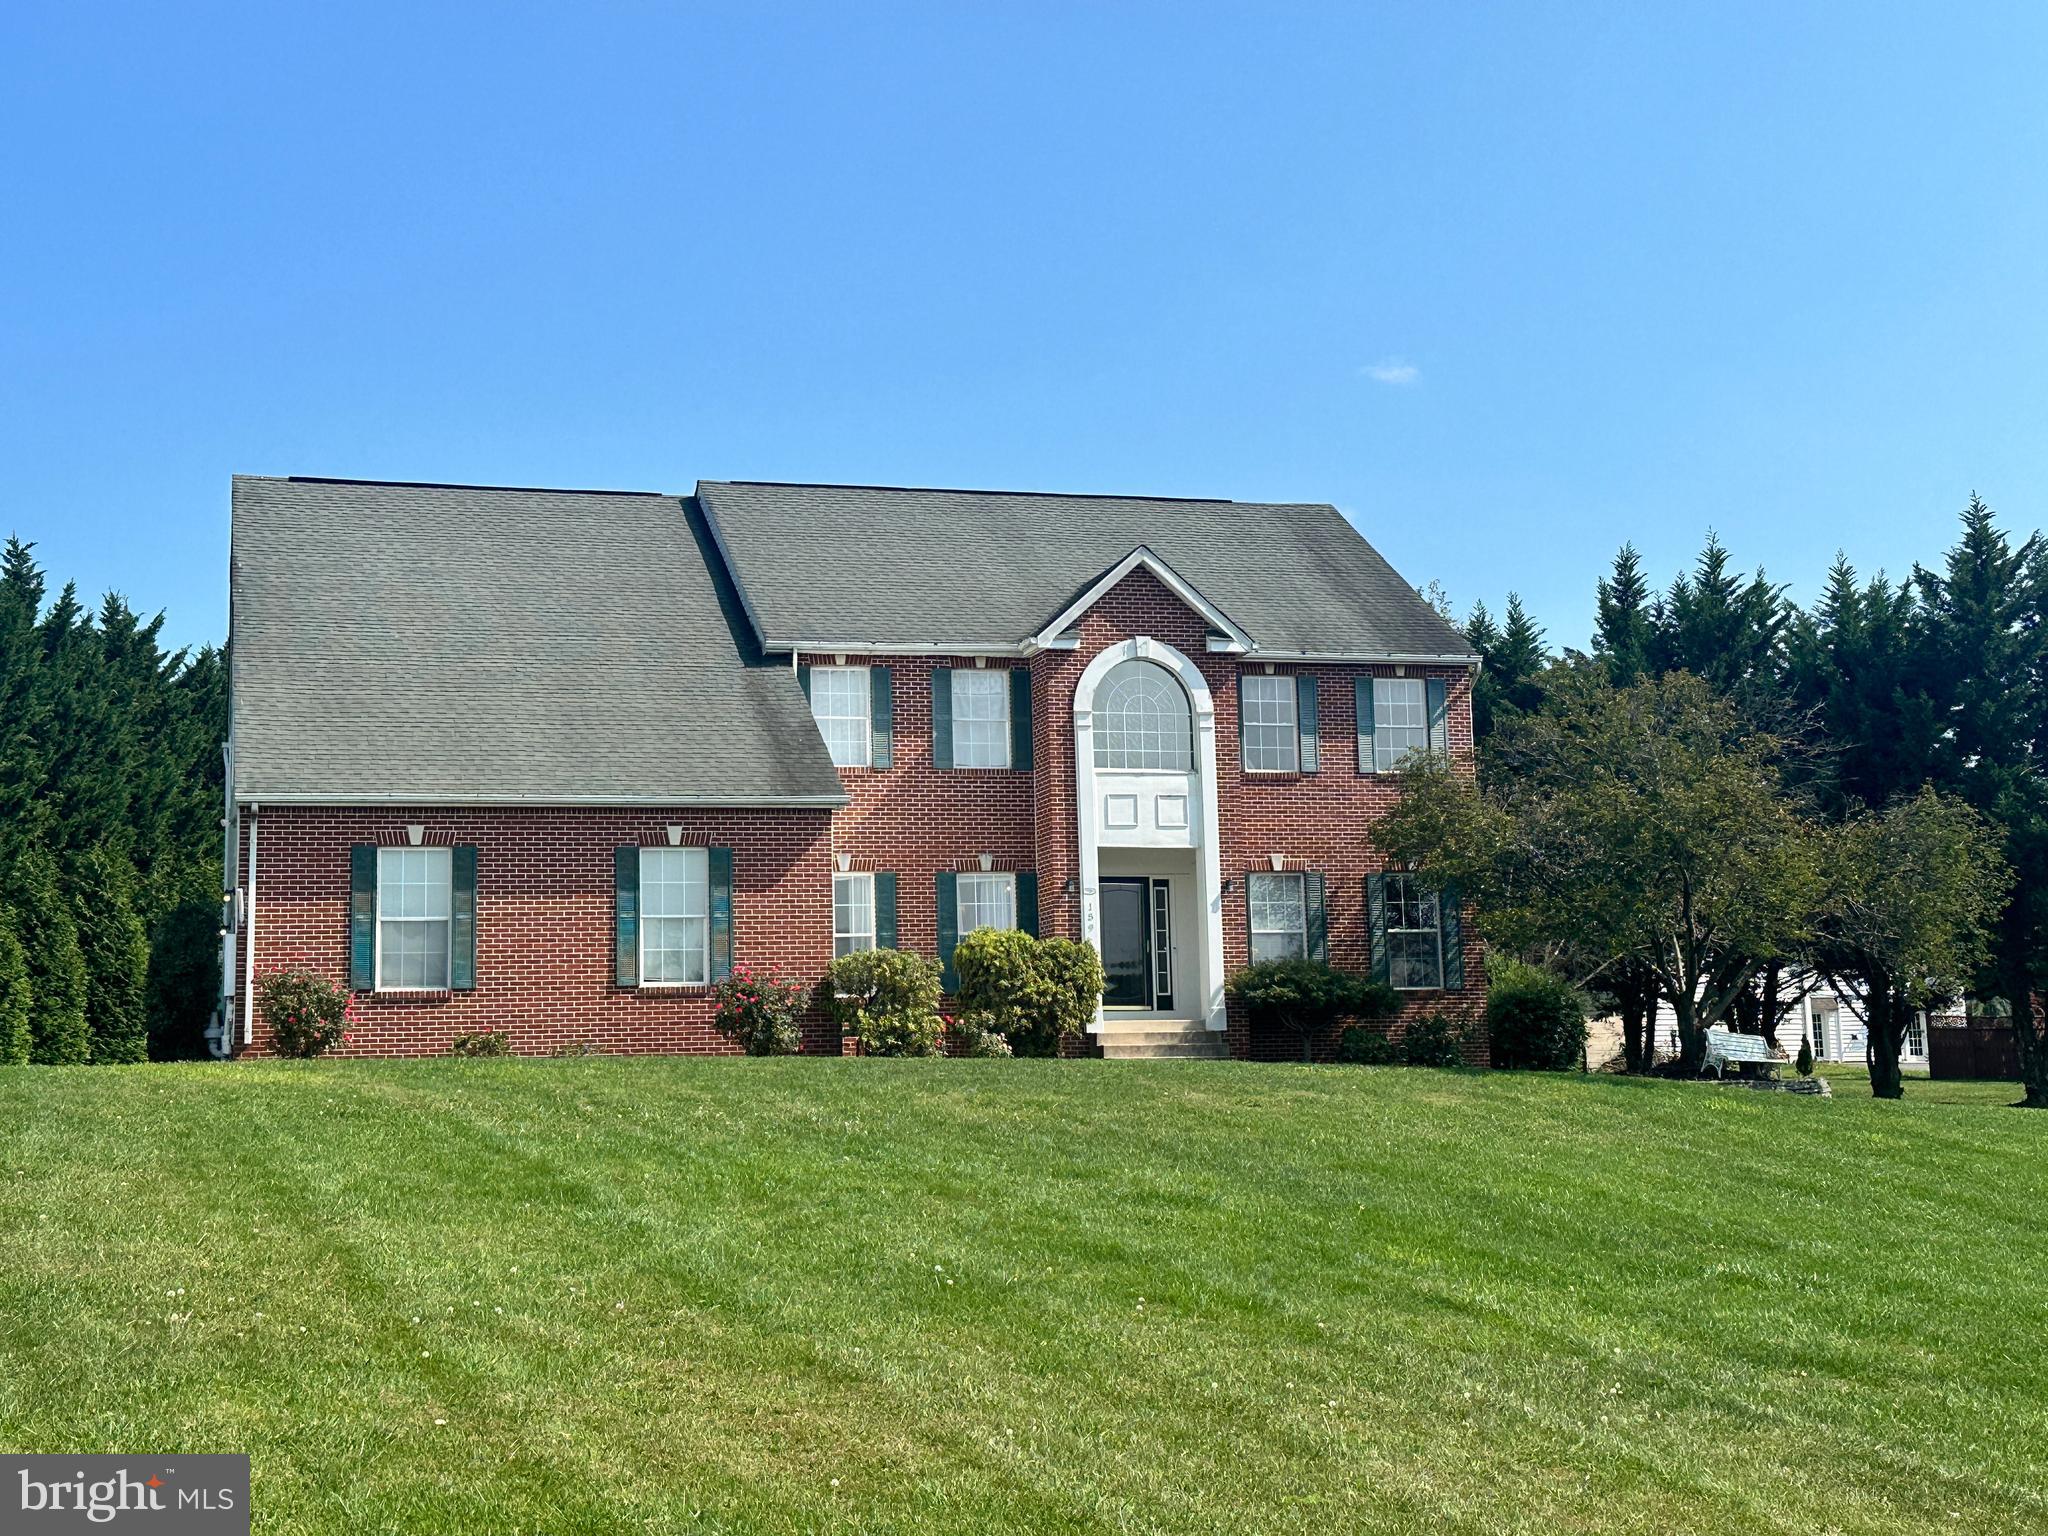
[1704,1030,1782,1080]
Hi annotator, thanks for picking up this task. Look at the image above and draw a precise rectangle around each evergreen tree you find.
[0,910,30,1065]
[11,844,88,1064]
[1655,533,1789,719]
[1468,594,1550,742]
[1592,544,1655,686]
[0,538,50,866]
[1911,495,2048,1105]
[71,844,150,1064]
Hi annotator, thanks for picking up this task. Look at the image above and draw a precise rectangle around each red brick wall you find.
[238,572,1485,1063]
[236,806,834,1057]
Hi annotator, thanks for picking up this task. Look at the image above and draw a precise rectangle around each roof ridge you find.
[704,479,1248,506]
[280,475,666,498]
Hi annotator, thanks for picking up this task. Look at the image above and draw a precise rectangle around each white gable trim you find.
[1029,547,1255,655]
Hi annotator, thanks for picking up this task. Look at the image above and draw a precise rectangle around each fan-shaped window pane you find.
[1094,660,1193,771]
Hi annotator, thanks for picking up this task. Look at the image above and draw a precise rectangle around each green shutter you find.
[1297,675,1319,774]
[1426,677,1449,760]
[1304,872,1327,962]
[709,846,734,982]
[931,666,953,770]
[1010,668,1033,771]
[936,871,959,989]
[1356,677,1376,774]
[450,845,477,992]
[874,871,898,950]
[1016,872,1039,937]
[349,845,377,990]
[1366,873,1390,985]
[1440,881,1464,990]
[614,846,640,988]
[796,663,812,702]
[871,666,894,769]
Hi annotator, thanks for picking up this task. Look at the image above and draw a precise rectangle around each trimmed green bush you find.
[1484,957,1589,1072]
[1400,1012,1467,1069]
[0,909,32,1065]
[70,845,150,1064]
[710,963,807,1055]
[824,948,944,1056]
[450,1029,511,1057]
[1336,1023,1400,1065]
[256,967,351,1057]
[12,846,88,1064]
[952,929,1104,1058]
[1796,1033,1815,1077]
[1227,960,1395,1062]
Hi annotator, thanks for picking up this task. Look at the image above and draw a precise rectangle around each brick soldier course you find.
[223,476,1486,1062]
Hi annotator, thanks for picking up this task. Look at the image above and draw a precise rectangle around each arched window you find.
[1093,659,1193,771]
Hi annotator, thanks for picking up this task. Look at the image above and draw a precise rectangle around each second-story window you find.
[1370,678,1430,772]
[810,665,871,767]
[952,670,1011,768]
[1240,674,1299,773]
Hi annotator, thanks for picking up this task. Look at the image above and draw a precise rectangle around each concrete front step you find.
[1097,1022,1229,1061]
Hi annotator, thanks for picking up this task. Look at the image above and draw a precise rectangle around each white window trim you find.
[374,846,453,993]
[1370,676,1432,775]
[956,871,1018,934]
[639,845,711,988]
[810,664,873,769]
[1385,872,1446,991]
[951,669,1013,770]
[1240,674,1300,774]
[834,871,876,957]
[1248,871,1308,962]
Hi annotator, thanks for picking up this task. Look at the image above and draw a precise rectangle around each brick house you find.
[217,476,1485,1061]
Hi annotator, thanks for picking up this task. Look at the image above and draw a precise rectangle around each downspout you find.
[242,804,259,1049]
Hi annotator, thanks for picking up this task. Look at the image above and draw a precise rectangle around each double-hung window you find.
[377,847,452,989]
[956,871,1016,934]
[1241,675,1299,772]
[1385,873,1444,989]
[1370,678,1431,772]
[952,670,1011,768]
[834,872,876,957]
[641,847,709,985]
[1248,871,1308,962]
[810,665,871,767]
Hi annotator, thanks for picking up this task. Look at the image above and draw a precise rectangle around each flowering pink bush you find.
[255,967,353,1058]
[709,963,807,1055]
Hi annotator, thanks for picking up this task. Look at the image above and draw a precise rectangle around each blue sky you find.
[4,2,2045,654]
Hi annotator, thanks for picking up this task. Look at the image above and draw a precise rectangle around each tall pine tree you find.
[0,909,30,1065]
[1592,544,1655,686]
[71,844,150,1065]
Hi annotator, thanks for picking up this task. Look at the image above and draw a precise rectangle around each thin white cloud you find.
[1360,357,1420,386]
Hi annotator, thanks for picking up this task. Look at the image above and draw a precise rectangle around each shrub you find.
[12,845,88,1064]
[1400,1012,1467,1069]
[710,963,807,1055]
[949,1012,1014,1057]
[1336,1023,1399,1065]
[1227,959,1393,1063]
[953,929,1103,1058]
[0,910,31,1066]
[1796,1033,1815,1077]
[70,845,149,1064]
[256,968,351,1058]
[450,1029,511,1057]
[146,893,221,1060]
[823,948,944,1056]
[1484,957,1589,1072]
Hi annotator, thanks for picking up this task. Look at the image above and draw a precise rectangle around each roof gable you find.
[1029,547,1252,654]
[696,481,1477,661]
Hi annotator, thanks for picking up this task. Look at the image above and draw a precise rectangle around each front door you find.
[1100,878,1151,1008]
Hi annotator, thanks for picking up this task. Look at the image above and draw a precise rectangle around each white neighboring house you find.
[1649,979,1932,1068]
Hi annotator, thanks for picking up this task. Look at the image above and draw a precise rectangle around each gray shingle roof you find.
[697,481,1477,660]
[229,477,845,805]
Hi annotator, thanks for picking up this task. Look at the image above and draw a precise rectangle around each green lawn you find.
[1,1060,2042,1535]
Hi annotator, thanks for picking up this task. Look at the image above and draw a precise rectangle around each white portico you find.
[1072,635,1227,1033]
